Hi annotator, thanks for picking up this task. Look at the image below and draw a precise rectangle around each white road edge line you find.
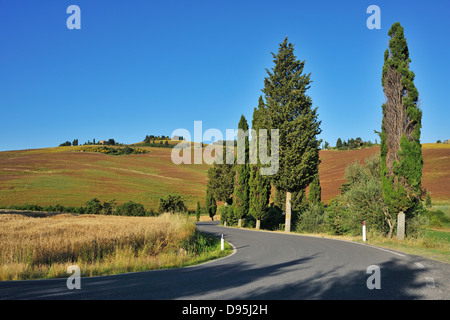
[414,262,436,289]
[183,241,237,269]
[414,262,425,269]
[425,277,436,288]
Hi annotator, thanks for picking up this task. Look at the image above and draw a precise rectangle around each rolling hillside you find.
[0,143,448,210]
[0,145,209,210]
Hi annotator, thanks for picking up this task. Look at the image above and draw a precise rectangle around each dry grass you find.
[0,212,224,281]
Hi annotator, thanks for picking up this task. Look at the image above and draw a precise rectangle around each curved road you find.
[0,221,448,300]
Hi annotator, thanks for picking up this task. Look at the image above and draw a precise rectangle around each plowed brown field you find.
[318,144,450,203]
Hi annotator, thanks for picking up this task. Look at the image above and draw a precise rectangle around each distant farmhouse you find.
[443,139,450,144]
[172,135,184,141]
[99,140,107,145]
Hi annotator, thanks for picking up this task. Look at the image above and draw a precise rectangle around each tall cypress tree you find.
[262,37,322,232]
[249,164,271,229]
[309,171,321,205]
[249,96,272,229]
[233,115,250,227]
[380,22,423,240]
[205,190,217,221]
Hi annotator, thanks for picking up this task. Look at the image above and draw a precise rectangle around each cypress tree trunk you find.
[285,191,292,232]
[397,211,405,241]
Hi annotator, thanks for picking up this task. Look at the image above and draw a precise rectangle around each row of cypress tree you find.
[206,22,423,239]
[206,37,322,231]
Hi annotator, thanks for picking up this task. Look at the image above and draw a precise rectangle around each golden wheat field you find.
[0,212,223,281]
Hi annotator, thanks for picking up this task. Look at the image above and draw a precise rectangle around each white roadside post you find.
[221,234,224,251]
[363,221,366,242]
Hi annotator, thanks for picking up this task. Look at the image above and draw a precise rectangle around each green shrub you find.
[425,193,432,207]
[101,200,117,215]
[242,214,256,228]
[85,198,103,214]
[116,201,146,216]
[296,202,325,233]
[74,206,85,214]
[324,196,350,235]
[341,155,392,235]
[146,208,158,217]
[158,195,187,214]
[219,205,235,225]
[59,141,71,147]
[425,209,449,228]
[261,204,285,230]
[406,214,429,238]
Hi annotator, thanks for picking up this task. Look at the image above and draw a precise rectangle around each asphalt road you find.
[0,221,448,300]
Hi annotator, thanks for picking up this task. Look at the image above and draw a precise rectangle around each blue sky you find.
[0,0,449,151]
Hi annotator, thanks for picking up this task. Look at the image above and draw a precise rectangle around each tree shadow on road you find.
[239,259,427,300]
[2,252,427,300]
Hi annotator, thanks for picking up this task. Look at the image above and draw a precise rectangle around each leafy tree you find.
[336,138,342,149]
[102,199,117,215]
[59,141,72,147]
[108,139,115,146]
[72,139,78,146]
[158,195,187,214]
[380,22,423,240]
[348,138,356,149]
[262,37,322,232]
[85,198,102,214]
[343,155,394,237]
[233,115,250,227]
[207,161,235,206]
[116,201,146,216]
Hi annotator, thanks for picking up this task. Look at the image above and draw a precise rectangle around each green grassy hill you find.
[0,145,208,210]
